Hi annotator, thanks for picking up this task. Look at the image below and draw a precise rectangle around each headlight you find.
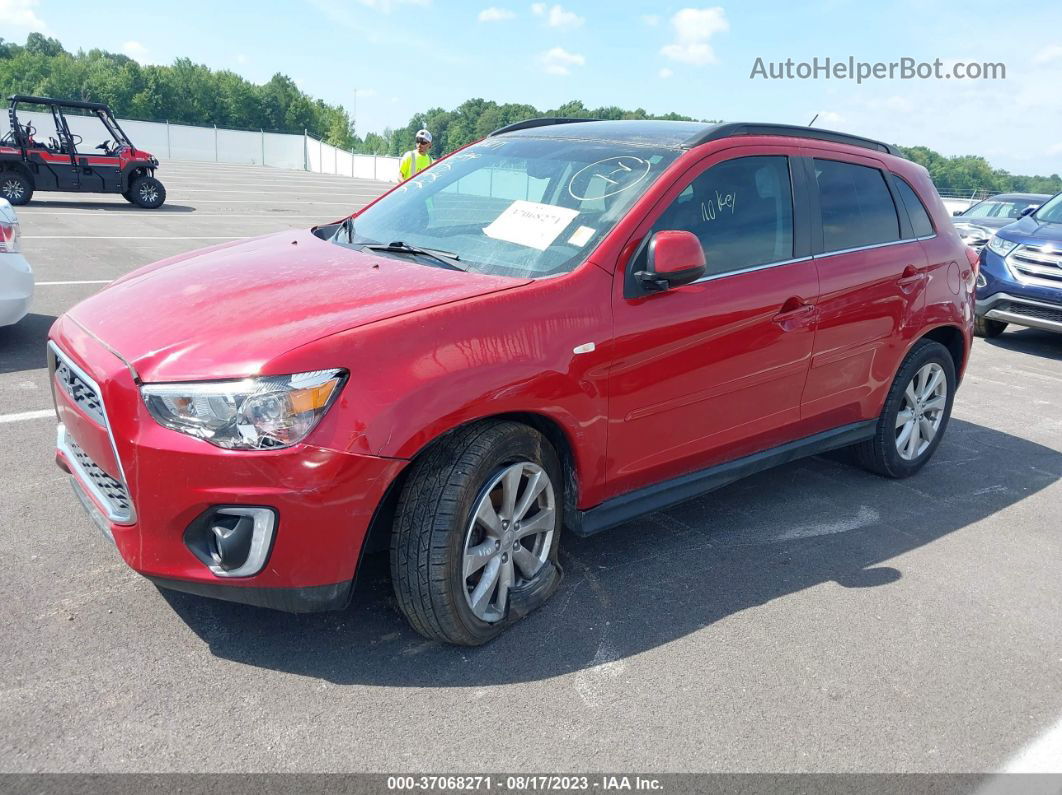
[141,369,346,450]
[987,234,1019,258]
[954,223,991,245]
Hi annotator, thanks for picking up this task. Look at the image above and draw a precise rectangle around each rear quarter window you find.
[893,176,935,238]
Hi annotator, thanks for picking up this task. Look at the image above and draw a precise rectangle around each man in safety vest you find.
[399,129,433,181]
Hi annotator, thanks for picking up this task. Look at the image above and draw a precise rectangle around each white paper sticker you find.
[568,225,595,247]
[483,200,580,251]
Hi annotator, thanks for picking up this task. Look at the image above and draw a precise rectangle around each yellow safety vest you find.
[400,150,433,180]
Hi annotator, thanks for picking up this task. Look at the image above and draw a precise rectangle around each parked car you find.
[0,197,32,327]
[49,120,974,644]
[975,190,1062,337]
[0,95,165,208]
[952,193,1050,251]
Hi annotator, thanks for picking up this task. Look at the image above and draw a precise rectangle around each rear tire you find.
[973,315,1007,338]
[0,172,33,205]
[390,421,563,646]
[128,175,166,208]
[854,339,956,479]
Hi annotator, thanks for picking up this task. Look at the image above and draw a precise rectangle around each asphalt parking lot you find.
[1,160,1060,775]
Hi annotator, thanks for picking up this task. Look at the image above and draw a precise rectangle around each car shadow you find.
[160,419,1061,685]
[0,313,55,374]
[21,200,196,213]
[982,327,1062,361]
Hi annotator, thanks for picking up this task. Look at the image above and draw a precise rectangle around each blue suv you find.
[975,191,1062,338]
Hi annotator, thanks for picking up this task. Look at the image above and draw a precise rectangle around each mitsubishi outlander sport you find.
[49,120,975,645]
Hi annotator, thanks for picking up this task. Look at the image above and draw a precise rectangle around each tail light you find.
[0,220,20,254]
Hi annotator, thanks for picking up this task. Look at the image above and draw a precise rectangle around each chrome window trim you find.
[691,256,813,284]
[814,236,925,259]
[49,341,137,525]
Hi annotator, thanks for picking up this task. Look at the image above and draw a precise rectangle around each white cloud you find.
[0,0,46,30]
[1034,45,1062,65]
[815,111,844,124]
[121,41,151,62]
[538,46,585,76]
[641,14,660,26]
[1048,142,1062,155]
[235,53,249,64]
[531,3,583,30]
[658,67,673,79]
[660,7,729,66]
[355,87,378,98]
[478,6,515,21]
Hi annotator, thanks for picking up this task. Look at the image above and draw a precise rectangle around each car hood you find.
[954,216,1012,231]
[67,228,529,382]
[996,214,1062,245]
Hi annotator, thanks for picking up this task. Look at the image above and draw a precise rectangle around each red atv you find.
[0,95,166,208]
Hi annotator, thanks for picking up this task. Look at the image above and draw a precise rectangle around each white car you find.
[0,197,33,327]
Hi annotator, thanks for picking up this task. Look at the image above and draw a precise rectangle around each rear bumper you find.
[49,323,406,612]
[0,253,33,326]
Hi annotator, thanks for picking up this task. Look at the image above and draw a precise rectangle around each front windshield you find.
[1033,193,1062,224]
[963,198,1040,220]
[336,137,681,278]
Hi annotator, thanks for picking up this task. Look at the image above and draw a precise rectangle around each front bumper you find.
[976,248,1062,334]
[50,321,406,612]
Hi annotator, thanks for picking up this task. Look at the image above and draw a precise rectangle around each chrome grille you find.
[53,350,106,425]
[1008,244,1062,284]
[66,433,133,521]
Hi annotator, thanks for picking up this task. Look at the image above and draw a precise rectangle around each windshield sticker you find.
[568,225,595,247]
[568,156,651,201]
[484,200,580,251]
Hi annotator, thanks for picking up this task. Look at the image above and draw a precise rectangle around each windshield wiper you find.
[363,241,466,271]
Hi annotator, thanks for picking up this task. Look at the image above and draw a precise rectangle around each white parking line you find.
[17,211,330,218]
[0,409,54,424]
[24,235,249,240]
[36,280,112,285]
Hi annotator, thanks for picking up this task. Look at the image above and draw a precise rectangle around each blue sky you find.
[5,0,1062,175]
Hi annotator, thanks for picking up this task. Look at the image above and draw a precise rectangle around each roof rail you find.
[488,117,592,137]
[685,122,897,155]
[8,94,112,112]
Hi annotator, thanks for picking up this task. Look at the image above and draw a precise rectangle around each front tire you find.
[391,421,563,646]
[974,315,1007,338]
[854,339,956,478]
[128,175,166,208]
[0,172,33,205]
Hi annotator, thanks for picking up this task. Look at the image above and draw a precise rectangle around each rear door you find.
[605,145,819,499]
[799,150,929,431]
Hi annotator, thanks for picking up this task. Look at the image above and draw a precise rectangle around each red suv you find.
[49,120,975,645]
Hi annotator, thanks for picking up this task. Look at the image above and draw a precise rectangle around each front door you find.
[605,147,819,500]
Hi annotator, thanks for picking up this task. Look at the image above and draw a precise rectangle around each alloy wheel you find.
[139,183,159,203]
[462,461,556,623]
[895,362,947,461]
[2,178,24,201]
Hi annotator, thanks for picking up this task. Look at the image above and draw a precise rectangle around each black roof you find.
[9,95,112,112]
[489,118,897,155]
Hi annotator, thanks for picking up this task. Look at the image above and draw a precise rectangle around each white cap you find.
[415,129,432,143]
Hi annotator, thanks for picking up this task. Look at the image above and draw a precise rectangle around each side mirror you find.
[952,209,963,216]
[635,230,707,292]
[1019,206,1036,218]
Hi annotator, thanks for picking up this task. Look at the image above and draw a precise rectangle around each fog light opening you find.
[185,506,276,578]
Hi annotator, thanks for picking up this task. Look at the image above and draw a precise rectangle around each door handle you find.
[773,297,816,329]
[897,265,927,293]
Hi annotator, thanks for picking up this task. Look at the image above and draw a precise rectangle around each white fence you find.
[2,109,400,181]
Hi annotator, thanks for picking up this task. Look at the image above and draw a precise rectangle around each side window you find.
[652,155,794,277]
[814,159,900,251]
[894,176,935,237]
